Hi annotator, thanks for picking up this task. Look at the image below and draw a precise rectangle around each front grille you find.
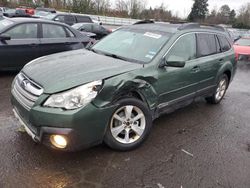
[11,73,43,111]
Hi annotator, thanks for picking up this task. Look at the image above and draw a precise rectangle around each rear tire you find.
[206,74,229,104]
[104,98,152,151]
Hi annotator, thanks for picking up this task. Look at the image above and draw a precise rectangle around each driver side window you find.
[167,33,196,62]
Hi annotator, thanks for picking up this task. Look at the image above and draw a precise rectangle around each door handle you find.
[219,58,224,62]
[191,66,200,73]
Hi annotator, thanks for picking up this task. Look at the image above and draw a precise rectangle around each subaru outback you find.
[11,21,237,151]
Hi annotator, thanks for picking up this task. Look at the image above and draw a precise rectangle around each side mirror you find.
[166,60,186,68]
[160,55,186,68]
[0,34,11,41]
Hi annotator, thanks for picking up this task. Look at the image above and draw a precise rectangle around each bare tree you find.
[93,0,110,15]
[237,3,250,26]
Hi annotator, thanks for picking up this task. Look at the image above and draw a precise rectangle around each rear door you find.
[0,23,40,70]
[195,33,222,95]
[39,23,83,57]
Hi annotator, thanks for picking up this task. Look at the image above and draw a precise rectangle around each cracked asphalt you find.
[0,62,250,188]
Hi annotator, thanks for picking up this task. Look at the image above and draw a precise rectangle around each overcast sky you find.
[111,0,249,18]
[145,0,249,17]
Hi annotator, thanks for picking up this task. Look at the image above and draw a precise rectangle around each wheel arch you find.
[215,62,233,85]
[223,70,231,83]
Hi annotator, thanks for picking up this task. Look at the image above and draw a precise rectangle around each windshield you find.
[72,23,82,30]
[5,9,16,13]
[92,29,170,64]
[44,13,56,20]
[35,11,51,17]
[235,38,250,46]
[0,19,14,32]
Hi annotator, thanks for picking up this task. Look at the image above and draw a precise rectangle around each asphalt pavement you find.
[0,62,249,188]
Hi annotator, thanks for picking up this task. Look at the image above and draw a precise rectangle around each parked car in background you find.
[3,9,31,18]
[72,23,111,40]
[34,8,56,18]
[44,12,93,26]
[0,7,9,13]
[0,17,91,71]
[228,28,250,42]
[17,7,35,15]
[33,11,52,18]
[11,21,236,151]
[35,7,56,13]
[234,37,250,62]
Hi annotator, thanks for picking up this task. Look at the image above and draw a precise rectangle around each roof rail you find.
[133,19,154,25]
[169,20,188,24]
[178,23,200,30]
[178,22,225,31]
[200,23,225,31]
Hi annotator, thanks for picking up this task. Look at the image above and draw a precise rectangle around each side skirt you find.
[153,85,216,120]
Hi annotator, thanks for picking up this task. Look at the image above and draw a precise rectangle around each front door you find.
[156,33,200,109]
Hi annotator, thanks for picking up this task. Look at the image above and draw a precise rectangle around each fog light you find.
[50,135,67,149]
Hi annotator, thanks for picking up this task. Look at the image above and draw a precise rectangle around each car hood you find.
[233,45,250,55]
[22,49,142,93]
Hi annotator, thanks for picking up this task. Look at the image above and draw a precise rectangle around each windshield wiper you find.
[89,49,144,64]
[88,49,126,61]
[102,52,129,61]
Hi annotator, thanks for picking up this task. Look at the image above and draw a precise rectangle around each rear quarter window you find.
[217,35,231,52]
[196,33,217,57]
[65,27,75,37]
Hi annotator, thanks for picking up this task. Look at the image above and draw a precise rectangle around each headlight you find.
[44,80,102,110]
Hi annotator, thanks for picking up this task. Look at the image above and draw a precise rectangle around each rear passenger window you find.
[93,24,101,33]
[167,33,196,62]
[196,33,217,57]
[217,35,231,52]
[81,24,92,32]
[65,15,75,23]
[76,16,92,23]
[43,24,67,38]
[215,35,221,53]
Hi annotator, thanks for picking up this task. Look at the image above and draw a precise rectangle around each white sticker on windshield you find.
[144,32,162,39]
[145,54,154,59]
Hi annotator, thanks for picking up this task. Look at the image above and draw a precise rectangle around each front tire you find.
[206,74,229,104]
[104,98,152,151]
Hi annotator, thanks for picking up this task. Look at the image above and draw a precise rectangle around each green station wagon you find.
[11,21,237,151]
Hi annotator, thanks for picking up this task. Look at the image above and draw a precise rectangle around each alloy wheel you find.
[215,78,227,101]
[110,105,146,144]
